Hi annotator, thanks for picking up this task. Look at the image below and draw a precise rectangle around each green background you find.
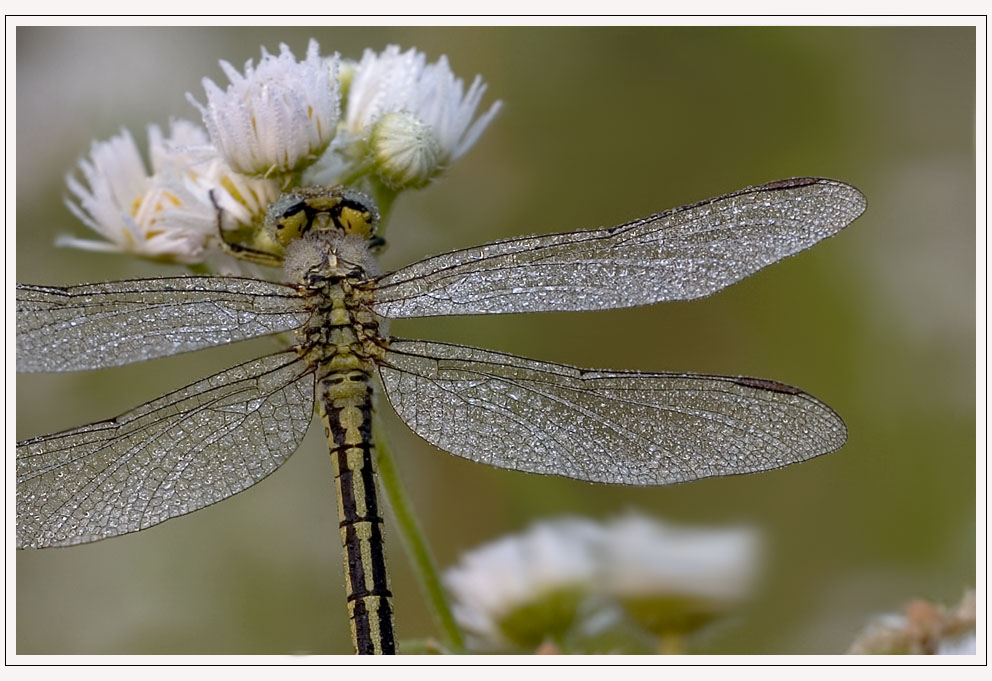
[15,26,977,655]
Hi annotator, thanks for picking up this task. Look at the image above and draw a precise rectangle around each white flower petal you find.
[443,517,602,650]
[63,129,157,256]
[62,122,280,266]
[343,45,500,187]
[187,39,340,176]
[600,515,761,602]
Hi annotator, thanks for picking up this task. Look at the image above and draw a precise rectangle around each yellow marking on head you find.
[338,206,375,238]
[274,210,310,246]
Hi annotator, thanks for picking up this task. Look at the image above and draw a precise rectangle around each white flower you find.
[444,517,602,651]
[601,515,760,604]
[62,121,281,265]
[599,515,760,640]
[187,39,339,177]
[63,126,205,262]
[443,514,761,652]
[847,589,977,655]
[342,45,501,187]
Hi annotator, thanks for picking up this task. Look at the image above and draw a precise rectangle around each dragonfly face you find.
[267,186,381,246]
[16,177,866,653]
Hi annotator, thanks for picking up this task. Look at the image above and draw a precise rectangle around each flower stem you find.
[334,158,375,187]
[371,183,398,235]
[374,419,465,654]
[658,632,685,655]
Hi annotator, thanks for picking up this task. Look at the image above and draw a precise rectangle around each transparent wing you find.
[373,178,865,318]
[16,351,315,548]
[17,276,311,373]
[379,339,846,485]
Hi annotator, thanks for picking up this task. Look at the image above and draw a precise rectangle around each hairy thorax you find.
[285,232,388,381]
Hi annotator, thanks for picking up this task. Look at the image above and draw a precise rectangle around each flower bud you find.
[368,111,442,189]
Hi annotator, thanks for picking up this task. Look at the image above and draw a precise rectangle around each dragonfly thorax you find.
[284,231,386,376]
[283,231,381,288]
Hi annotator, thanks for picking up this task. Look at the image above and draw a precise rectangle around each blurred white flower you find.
[188,39,339,177]
[600,515,760,637]
[62,121,281,266]
[602,516,759,600]
[341,45,501,188]
[444,517,602,651]
[444,514,761,653]
[847,589,976,655]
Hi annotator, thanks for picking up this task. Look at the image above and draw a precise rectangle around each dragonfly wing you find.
[373,178,865,318]
[379,339,846,485]
[16,351,315,548]
[17,276,311,372]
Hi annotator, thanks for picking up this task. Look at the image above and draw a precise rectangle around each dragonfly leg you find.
[208,189,287,267]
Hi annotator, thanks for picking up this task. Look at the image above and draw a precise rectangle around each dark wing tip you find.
[756,177,824,190]
[733,375,803,395]
[732,374,849,455]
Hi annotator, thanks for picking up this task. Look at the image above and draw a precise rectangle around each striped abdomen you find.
[318,369,395,655]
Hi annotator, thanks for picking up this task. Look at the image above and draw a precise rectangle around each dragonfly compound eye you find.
[335,189,380,239]
[335,203,375,238]
[265,195,311,247]
[280,200,307,218]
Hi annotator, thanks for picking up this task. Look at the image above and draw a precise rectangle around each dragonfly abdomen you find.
[318,368,395,655]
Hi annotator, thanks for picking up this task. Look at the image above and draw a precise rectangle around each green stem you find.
[334,158,376,187]
[658,632,685,655]
[371,184,399,235]
[375,419,466,654]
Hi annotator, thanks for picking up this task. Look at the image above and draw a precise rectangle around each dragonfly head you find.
[265,186,380,248]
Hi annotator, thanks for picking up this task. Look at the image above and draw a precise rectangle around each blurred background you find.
[14,26,976,655]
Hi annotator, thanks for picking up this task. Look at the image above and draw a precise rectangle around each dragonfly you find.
[16,176,866,655]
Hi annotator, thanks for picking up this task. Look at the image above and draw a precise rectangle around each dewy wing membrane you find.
[16,277,309,372]
[379,339,847,486]
[372,178,865,318]
[16,351,315,548]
